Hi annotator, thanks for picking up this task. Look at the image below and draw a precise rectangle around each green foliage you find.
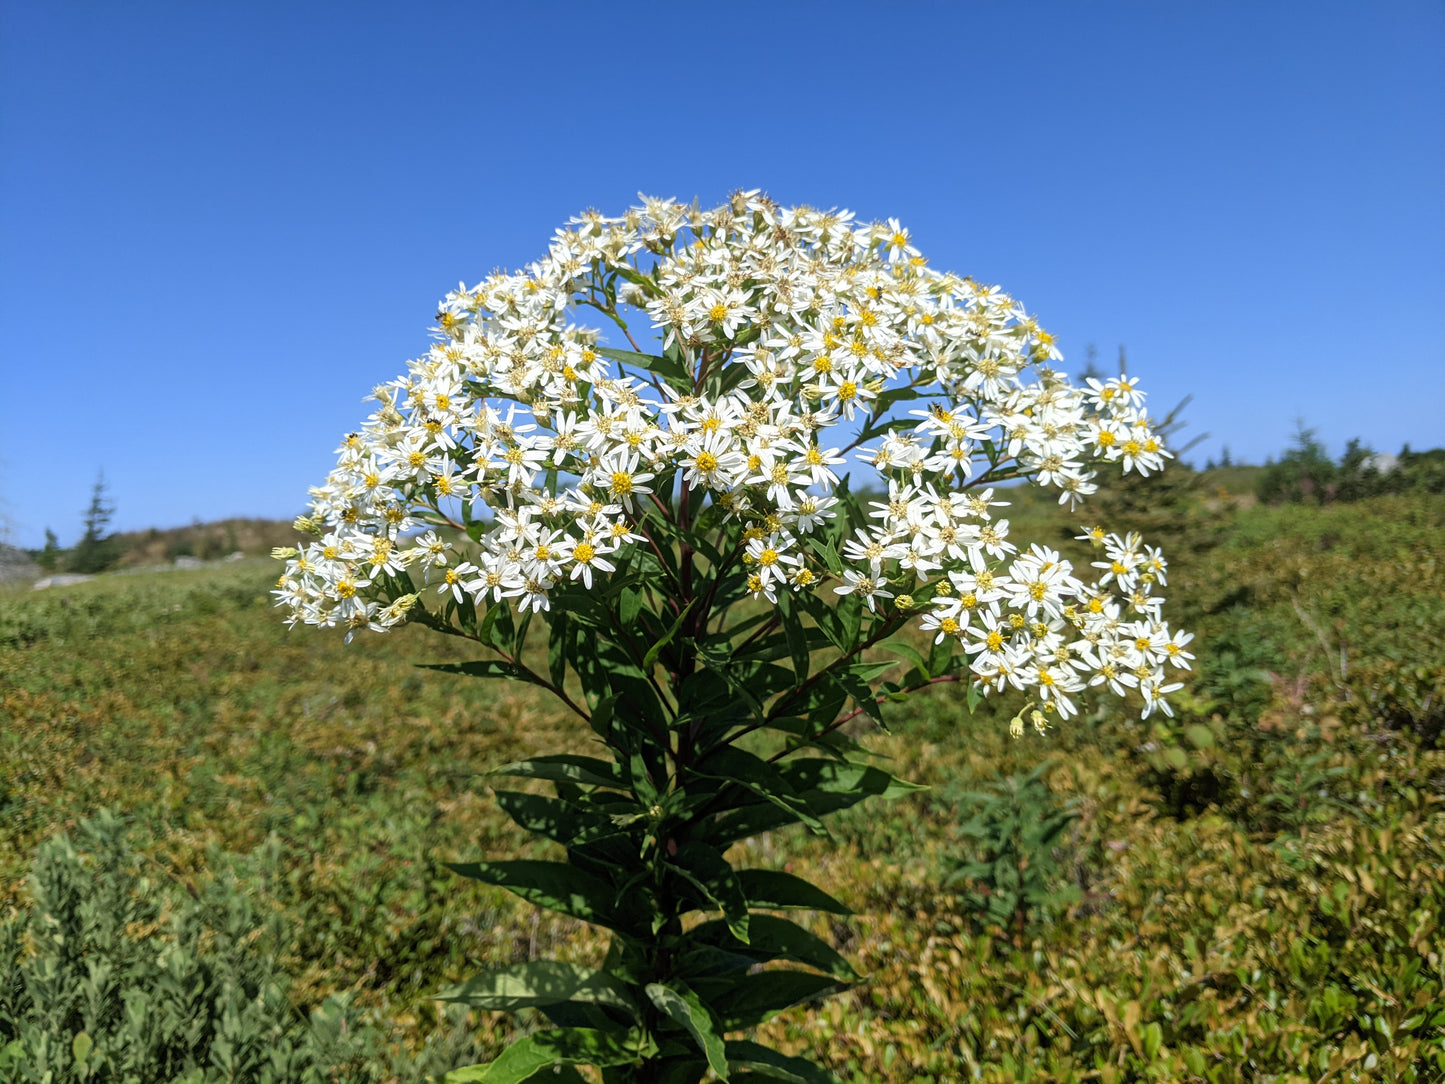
[427,483,936,1084]
[1193,493,1445,748]
[937,763,1081,936]
[0,560,271,649]
[35,528,62,571]
[67,473,124,575]
[1256,421,1338,505]
[0,811,495,1084]
[1257,425,1445,506]
[3,492,1443,1081]
[0,810,378,1082]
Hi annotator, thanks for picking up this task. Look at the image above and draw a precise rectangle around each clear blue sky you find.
[2,1,1441,548]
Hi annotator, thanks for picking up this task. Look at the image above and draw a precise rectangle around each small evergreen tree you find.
[1256,421,1337,504]
[35,529,62,571]
[68,472,124,574]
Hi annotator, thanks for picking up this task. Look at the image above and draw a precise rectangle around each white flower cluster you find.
[275,192,1189,716]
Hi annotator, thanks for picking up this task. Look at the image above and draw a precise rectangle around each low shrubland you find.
[2,490,1442,1081]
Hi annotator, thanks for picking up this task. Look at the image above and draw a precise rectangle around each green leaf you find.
[547,612,569,688]
[805,536,842,576]
[1185,723,1215,749]
[782,759,925,800]
[490,755,626,790]
[421,659,541,686]
[885,642,930,678]
[439,961,638,1015]
[839,593,862,645]
[693,914,859,981]
[705,758,923,847]
[646,983,729,1081]
[493,791,629,847]
[725,1041,838,1084]
[702,970,842,1031]
[927,636,958,681]
[966,679,984,713]
[671,842,750,943]
[618,586,643,629]
[445,1028,644,1083]
[832,666,884,726]
[778,597,812,683]
[595,345,692,387]
[642,599,697,670]
[693,642,768,720]
[692,746,824,834]
[445,860,628,931]
[738,869,851,915]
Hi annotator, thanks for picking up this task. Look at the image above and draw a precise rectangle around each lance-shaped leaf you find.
[444,1028,646,1083]
[595,345,692,387]
[831,663,890,727]
[737,869,851,915]
[885,641,930,679]
[691,746,824,834]
[439,961,638,1016]
[492,791,630,847]
[691,914,859,981]
[669,842,749,943]
[490,755,626,790]
[547,612,569,689]
[645,983,729,1081]
[693,642,768,720]
[725,1041,839,1084]
[445,860,629,932]
[706,759,922,846]
[777,596,817,683]
[928,635,960,682]
[642,599,696,671]
[696,970,843,1031]
[421,659,542,686]
[780,759,925,801]
[446,1069,587,1084]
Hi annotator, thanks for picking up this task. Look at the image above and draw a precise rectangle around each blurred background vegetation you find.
[2,440,1443,1081]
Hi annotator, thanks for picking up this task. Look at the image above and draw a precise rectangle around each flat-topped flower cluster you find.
[275,191,1190,718]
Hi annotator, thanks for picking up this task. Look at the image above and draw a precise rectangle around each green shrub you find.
[938,763,1082,938]
[0,811,493,1084]
[0,810,387,1082]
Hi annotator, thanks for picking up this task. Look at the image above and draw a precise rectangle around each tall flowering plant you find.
[276,192,1191,1083]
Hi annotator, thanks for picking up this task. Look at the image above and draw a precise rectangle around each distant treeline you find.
[32,515,301,575]
[1253,428,1445,505]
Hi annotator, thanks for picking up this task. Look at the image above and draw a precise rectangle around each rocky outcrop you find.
[0,544,40,586]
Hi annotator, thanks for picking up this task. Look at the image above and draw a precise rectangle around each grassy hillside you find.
[2,493,1443,1082]
[113,517,305,567]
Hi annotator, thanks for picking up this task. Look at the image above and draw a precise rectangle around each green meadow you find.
[2,476,1443,1082]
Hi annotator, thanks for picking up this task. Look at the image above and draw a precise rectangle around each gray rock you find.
[0,544,40,585]
[174,556,204,569]
[32,574,95,590]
